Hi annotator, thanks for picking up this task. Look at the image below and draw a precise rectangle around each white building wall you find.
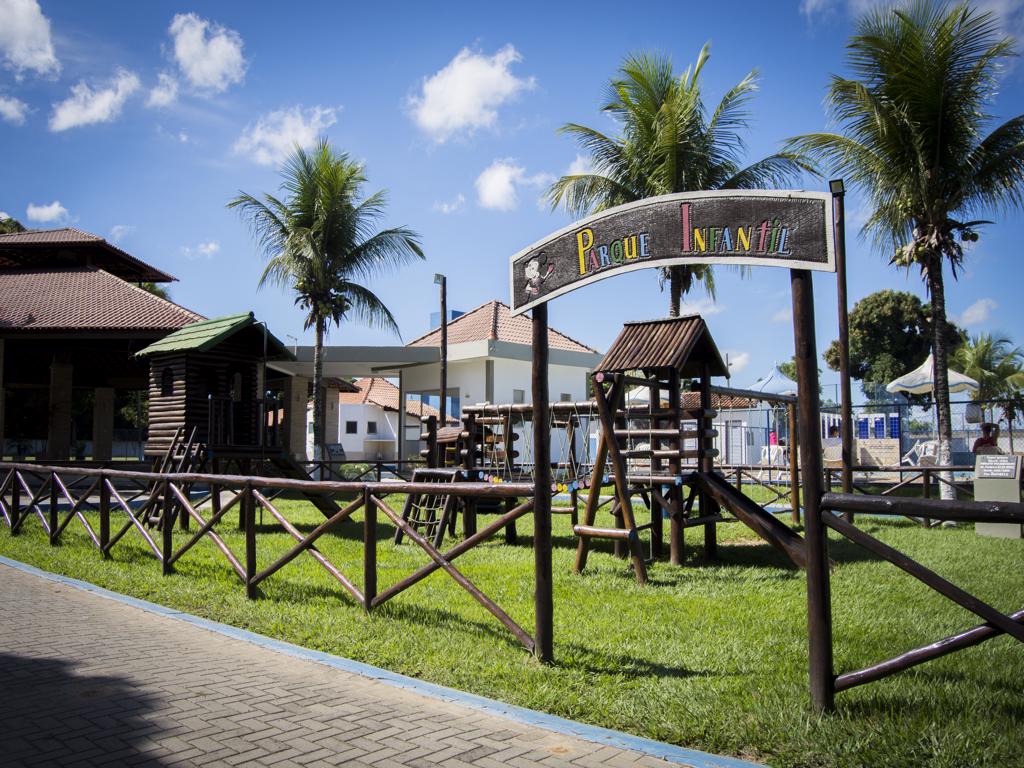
[333,402,396,461]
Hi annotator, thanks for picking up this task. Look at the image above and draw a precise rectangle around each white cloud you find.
[168,13,246,93]
[108,224,132,243]
[177,131,189,143]
[678,297,724,316]
[0,0,59,77]
[0,211,10,220]
[181,240,220,259]
[475,159,553,211]
[409,44,535,143]
[0,94,28,124]
[958,297,997,327]
[566,154,594,176]
[433,193,466,214]
[49,69,140,132]
[771,307,792,323]
[26,200,68,223]
[725,351,751,376]
[147,73,178,108]
[233,105,337,166]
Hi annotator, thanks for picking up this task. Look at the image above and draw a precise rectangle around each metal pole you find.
[791,268,834,713]
[832,181,854,509]
[532,304,553,663]
[437,274,448,426]
[397,371,405,463]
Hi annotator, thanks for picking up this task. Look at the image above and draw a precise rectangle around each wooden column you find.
[46,360,73,461]
[699,363,718,560]
[788,404,800,524]
[161,482,174,575]
[791,268,834,712]
[532,304,553,663]
[669,368,684,565]
[397,371,406,463]
[0,339,5,458]
[93,387,115,461]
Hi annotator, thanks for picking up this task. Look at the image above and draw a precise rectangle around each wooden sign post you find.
[510,189,836,690]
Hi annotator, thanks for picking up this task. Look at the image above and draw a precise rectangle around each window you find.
[345,421,357,434]
[160,367,174,397]
[560,393,572,402]
[366,421,378,434]
[512,389,525,404]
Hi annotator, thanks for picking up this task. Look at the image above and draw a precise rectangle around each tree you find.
[547,45,813,315]
[0,215,26,234]
[138,281,170,300]
[229,140,424,461]
[788,1,1024,482]
[823,290,961,399]
[951,333,1024,420]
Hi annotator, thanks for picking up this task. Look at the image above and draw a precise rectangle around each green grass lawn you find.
[0,491,1021,768]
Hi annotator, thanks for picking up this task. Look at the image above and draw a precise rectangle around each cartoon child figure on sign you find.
[524,253,555,297]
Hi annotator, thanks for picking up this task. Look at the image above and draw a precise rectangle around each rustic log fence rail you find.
[0,461,539,653]
[815,491,1024,700]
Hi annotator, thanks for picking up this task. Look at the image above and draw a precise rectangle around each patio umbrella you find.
[747,364,799,397]
[885,353,979,396]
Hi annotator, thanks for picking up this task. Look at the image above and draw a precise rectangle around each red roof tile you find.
[339,377,456,422]
[0,268,203,333]
[406,300,597,353]
[0,227,175,282]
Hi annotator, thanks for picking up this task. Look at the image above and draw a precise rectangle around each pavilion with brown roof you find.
[0,228,201,461]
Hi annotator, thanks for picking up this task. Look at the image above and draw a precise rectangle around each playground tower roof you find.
[596,315,728,378]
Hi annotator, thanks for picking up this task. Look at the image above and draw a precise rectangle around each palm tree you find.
[547,45,813,315]
[229,139,424,462]
[952,332,1024,422]
[787,1,1024,483]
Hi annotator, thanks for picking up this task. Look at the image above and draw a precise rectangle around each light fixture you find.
[829,178,845,195]
[434,273,445,285]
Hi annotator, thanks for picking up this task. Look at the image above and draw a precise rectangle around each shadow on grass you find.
[0,652,170,765]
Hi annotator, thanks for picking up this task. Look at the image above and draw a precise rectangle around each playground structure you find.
[412,315,808,584]
[1,188,1020,718]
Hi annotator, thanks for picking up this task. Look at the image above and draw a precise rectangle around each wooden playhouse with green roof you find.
[137,312,294,460]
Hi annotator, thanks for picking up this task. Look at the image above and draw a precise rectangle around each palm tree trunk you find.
[312,317,326,475]
[669,268,681,317]
[927,258,955,501]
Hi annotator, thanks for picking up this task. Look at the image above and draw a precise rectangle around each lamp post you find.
[830,178,854,502]
[434,273,447,426]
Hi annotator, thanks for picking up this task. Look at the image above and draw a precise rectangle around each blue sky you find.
[3,0,1023,400]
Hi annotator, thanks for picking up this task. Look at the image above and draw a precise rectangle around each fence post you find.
[788,405,801,525]
[161,481,174,575]
[363,486,376,612]
[921,469,932,527]
[462,413,478,537]
[99,473,110,557]
[10,472,20,534]
[244,485,257,599]
[49,472,59,545]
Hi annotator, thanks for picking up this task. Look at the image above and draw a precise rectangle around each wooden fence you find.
[0,461,541,654]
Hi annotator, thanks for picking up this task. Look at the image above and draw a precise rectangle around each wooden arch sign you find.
[509,190,835,315]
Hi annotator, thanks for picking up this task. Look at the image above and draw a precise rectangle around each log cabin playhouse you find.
[136,312,297,470]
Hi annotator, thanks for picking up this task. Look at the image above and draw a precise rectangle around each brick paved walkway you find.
[0,562,753,768]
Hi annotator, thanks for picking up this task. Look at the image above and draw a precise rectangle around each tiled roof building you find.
[406,300,596,354]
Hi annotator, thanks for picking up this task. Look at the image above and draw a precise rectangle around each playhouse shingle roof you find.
[0,227,175,282]
[405,300,598,353]
[0,267,202,333]
[136,312,294,359]
[340,377,456,422]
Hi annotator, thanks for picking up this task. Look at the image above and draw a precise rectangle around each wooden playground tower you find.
[414,314,809,584]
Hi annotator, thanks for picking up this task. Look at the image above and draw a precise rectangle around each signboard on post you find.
[509,190,835,315]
